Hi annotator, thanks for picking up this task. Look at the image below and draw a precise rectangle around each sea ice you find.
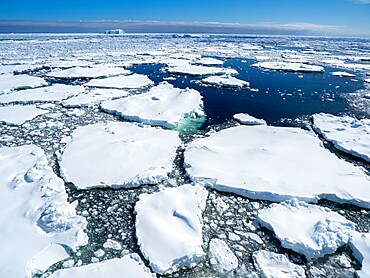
[101,82,204,128]
[58,122,181,189]
[313,113,370,162]
[349,232,370,278]
[46,65,130,79]
[0,105,48,125]
[85,73,154,89]
[257,199,355,260]
[168,62,238,76]
[135,184,208,274]
[184,125,370,207]
[331,71,356,77]
[365,78,370,83]
[252,61,324,73]
[208,238,238,275]
[253,250,306,278]
[0,74,48,94]
[29,244,70,274]
[233,113,267,125]
[194,57,224,66]
[201,75,249,88]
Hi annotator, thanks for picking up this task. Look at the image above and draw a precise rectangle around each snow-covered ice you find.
[313,113,370,162]
[208,238,238,275]
[29,244,70,274]
[0,105,48,125]
[349,232,370,278]
[253,250,306,278]
[252,61,324,73]
[201,75,249,88]
[101,82,204,128]
[331,71,356,77]
[135,184,208,274]
[102,239,122,251]
[257,199,355,260]
[0,74,48,94]
[194,57,224,66]
[58,122,181,189]
[168,62,238,76]
[233,113,267,125]
[184,125,370,207]
[46,65,130,79]
[85,73,154,89]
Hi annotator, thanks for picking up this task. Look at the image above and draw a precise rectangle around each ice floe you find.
[135,184,208,274]
[0,64,43,75]
[253,250,306,278]
[184,125,370,207]
[58,122,181,189]
[0,105,48,125]
[257,199,355,260]
[313,113,370,162]
[0,74,48,94]
[331,71,356,77]
[194,57,224,66]
[201,74,249,88]
[168,62,238,76]
[46,65,130,79]
[208,238,238,275]
[85,73,154,89]
[252,61,324,73]
[233,113,267,125]
[101,82,204,128]
[0,145,87,277]
[349,232,370,278]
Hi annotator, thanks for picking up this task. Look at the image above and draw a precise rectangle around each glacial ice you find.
[233,113,267,125]
[349,232,370,278]
[201,75,250,88]
[0,105,48,125]
[0,74,48,94]
[85,73,154,89]
[252,61,324,73]
[46,65,130,79]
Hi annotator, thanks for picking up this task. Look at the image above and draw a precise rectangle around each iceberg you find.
[85,73,154,89]
[233,113,267,125]
[46,65,130,79]
[104,29,125,34]
[0,74,48,94]
[0,105,48,125]
[252,61,324,73]
[349,232,370,278]
[201,75,250,88]
[135,184,208,274]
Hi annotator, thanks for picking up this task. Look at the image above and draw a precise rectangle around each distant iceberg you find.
[104,29,125,35]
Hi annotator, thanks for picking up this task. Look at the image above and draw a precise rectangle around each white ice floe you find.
[101,82,204,128]
[85,73,154,89]
[201,75,249,88]
[184,125,370,207]
[102,239,122,251]
[49,254,154,278]
[233,113,267,125]
[46,65,130,79]
[349,232,370,278]
[135,184,208,274]
[0,74,48,94]
[365,78,370,83]
[194,57,224,66]
[331,71,356,77]
[257,199,355,260]
[0,64,43,75]
[58,122,181,189]
[208,238,238,275]
[252,61,324,73]
[0,84,85,104]
[62,88,129,107]
[0,145,87,277]
[313,113,370,162]
[168,62,238,76]
[0,105,48,125]
[253,250,306,278]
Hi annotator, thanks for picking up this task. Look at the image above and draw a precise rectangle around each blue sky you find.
[0,0,369,35]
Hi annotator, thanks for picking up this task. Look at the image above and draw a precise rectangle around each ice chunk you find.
[233,113,267,125]
[194,57,224,66]
[168,62,238,76]
[135,184,208,274]
[49,254,154,278]
[58,122,181,189]
[209,238,238,275]
[313,113,370,162]
[253,250,306,278]
[257,199,355,260]
[46,65,130,79]
[101,82,204,128]
[0,74,48,94]
[0,64,43,75]
[365,78,370,83]
[349,232,370,278]
[0,105,48,125]
[28,244,69,274]
[103,239,122,251]
[184,125,370,207]
[331,71,356,77]
[105,29,125,34]
[201,75,249,88]
[252,61,324,73]
[85,73,154,89]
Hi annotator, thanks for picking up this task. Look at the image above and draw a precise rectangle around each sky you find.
[0,0,369,35]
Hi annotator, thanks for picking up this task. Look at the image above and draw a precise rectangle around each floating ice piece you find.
[0,74,48,94]
[135,184,208,274]
[49,254,154,278]
[0,145,87,277]
[101,82,204,128]
[29,244,70,274]
[313,113,370,162]
[105,29,125,34]
[85,73,154,89]
[349,232,370,278]
[62,88,129,107]
[252,61,324,73]
[46,65,130,79]
[59,122,181,189]
[331,71,356,77]
[233,113,267,125]
[209,238,238,275]
[0,105,48,125]
[184,125,370,207]
[0,64,43,75]
[365,78,370,83]
[0,84,85,104]
[103,239,122,251]
[257,199,355,260]
[194,57,224,66]
[201,75,249,88]
[253,250,306,278]
[168,62,238,76]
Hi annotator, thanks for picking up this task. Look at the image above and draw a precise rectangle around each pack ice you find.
[0,145,87,277]
[201,75,250,88]
[101,82,204,128]
[184,125,370,207]
[233,113,267,125]
[0,74,48,94]
[135,184,208,274]
[257,199,355,260]
[168,62,238,76]
[46,65,130,79]
[58,122,181,189]
[252,61,324,73]
[85,73,154,89]
[313,113,370,162]
[0,105,48,125]
[349,232,370,278]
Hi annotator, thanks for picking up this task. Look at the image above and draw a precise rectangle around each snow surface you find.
[0,84,85,104]
[331,71,356,77]
[135,184,208,274]
[201,75,249,88]
[257,199,355,260]
[101,82,204,128]
[208,238,238,275]
[253,250,306,278]
[58,122,181,189]
[349,232,370,278]
[46,65,130,79]
[0,74,48,94]
[0,145,87,277]
[252,61,324,73]
[233,113,267,125]
[313,113,370,162]
[184,125,370,207]
[0,105,48,125]
[49,254,154,278]
[85,73,154,89]
[168,62,238,76]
